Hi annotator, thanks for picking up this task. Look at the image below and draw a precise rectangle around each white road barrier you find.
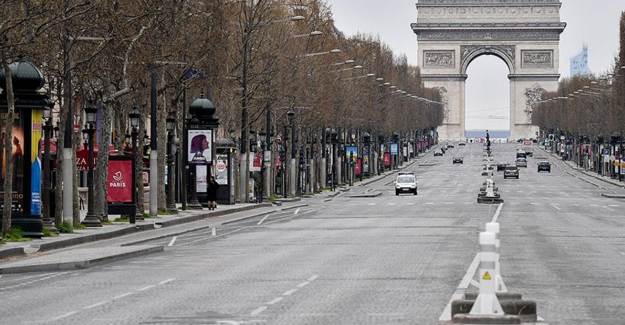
[469,232,504,316]
[485,222,508,293]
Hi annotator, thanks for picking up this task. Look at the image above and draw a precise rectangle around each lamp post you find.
[259,131,267,202]
[129,106,143,222]
[82,101,101,227]
[287,110,295,196]
[166,111,177,213]
[187,115,203,210]
[41,106,56,232]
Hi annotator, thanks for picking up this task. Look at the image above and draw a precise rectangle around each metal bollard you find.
[470,232,504,316]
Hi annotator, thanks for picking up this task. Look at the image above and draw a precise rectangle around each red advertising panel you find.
[383,152,391,167]
[355,158,362,176]
[107,159,134,203]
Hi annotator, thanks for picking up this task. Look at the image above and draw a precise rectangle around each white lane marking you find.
[250,306,267,316]
[50,311,77,321]
[551,204,561,211]
[425,202,434,205]
[113,292,133,300]
[600,206,614,211]
[83,301,108,310]
[159,278,175,286]
[297,281,310,288]
[167,236,177,247]
[257,214,271,225]
[609,205,620,208]
[267,297,283,305]
[307,275,319,282]
[387,202,396,206]
[0,272,70,291]
[620,252,625,257]
[491,203,504,223]
[138,285,156,292]
[283,289,298,296]
[439,253,481,321]
[368,203,376,206]
[293,208,300,215]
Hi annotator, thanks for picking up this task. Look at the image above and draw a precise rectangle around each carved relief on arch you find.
[460,45,515,74]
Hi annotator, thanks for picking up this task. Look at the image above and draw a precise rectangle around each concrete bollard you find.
[470,232,504,316]
[486,222,508,293]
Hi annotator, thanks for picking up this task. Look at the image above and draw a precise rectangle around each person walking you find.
[207,176,219,211]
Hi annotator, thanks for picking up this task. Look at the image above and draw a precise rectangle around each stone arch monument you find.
[412,0,566,140]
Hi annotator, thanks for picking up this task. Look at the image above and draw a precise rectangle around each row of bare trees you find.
[532,12,625,140]
[1,0,443,235]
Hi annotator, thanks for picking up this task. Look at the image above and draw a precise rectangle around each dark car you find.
[525,150,534,157]
[453,157,463,164]
[459,142,466,146]
[537,161,551,173]
[516,151,527,159]
[448,144,455,148]
[496,163,508,171]
[434,150,444,156]
[504,165,520,179]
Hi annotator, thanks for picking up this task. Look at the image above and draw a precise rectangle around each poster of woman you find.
[187,130,212,164]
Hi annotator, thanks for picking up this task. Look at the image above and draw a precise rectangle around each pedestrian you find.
[207,176,219,211]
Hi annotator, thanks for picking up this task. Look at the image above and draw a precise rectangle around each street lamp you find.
[41,106,56,232]
[166,111,177,213]
[287,110,295,196]
[129,106,143,222]
[81,101,101,227]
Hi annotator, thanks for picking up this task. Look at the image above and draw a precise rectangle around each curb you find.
[0,246,164,274]
[121,204,309,247]
[0,247,25,259]
[156,203,272,228]
[346,192,382,198]
[36,223,155,252]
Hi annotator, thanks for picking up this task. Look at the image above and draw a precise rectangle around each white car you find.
[395,172,418,196]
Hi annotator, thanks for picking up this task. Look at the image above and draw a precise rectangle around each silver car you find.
[395,173,418,196]
[516,157,527,168]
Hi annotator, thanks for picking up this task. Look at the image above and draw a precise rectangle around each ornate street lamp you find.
[129,106,143,222]
[166,111,177,212]
[41,106,56,232]
[81,101,101,227]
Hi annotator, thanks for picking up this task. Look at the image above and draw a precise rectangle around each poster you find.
[215,154,228,185]
[187,129,212,163]
[250,152,262,172]
[196,164,208,192]
[31,110,42,215]
[107,159,134,203]
[383,152,391,167]
[0,117,24,213]
[345,146,358,161]
[362,146,370,173]
[390,143,399,155]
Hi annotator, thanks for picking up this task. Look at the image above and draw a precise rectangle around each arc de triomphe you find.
[412,0,566,140]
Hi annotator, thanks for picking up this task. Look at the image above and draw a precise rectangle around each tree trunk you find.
[94,101,112,221]
[54,73,64,226]
[157,90,167,211]
[72,118,80,227]
[2,59,15,236]
[136,104,146,216]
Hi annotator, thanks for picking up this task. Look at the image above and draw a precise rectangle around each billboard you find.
[107,159,134,203]
[187,130,212,163]
[390,143,399,155]
[345,146,358,161]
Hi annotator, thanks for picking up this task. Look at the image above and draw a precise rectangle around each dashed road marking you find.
[368,203,376,206]
[138,285,156,292]
[267,297,283,305]
[620,252,625,257]
[159,278,175,285]
[293,208,300,215]
[250,306,267,316]
[0,272,70,291]
[283,288,298,296]
[308,275,319,281]
[113,292,133,300]
[83,301,108,310]
[257,214,271,225]
[168,236,177,247]
[296,281,310,288]
[50,311,78,321]
[551,204,561,211]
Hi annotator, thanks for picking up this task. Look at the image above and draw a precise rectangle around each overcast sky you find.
[326,0,624,130]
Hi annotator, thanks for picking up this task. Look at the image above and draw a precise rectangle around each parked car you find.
[537,161,551,173]
[504,165,520,179]
[496,163,508,171]
[516,157,527,168]
[453,157,463,164]
[395,172,417,196]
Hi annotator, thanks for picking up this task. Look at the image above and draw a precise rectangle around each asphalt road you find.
[1,143,624,325]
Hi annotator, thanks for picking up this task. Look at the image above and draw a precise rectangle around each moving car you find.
[434,150,444,156]
[516,151,527,159]
[516,158,527,168]
[395,172,417,196]
[447,144,455,148]
[496,163,508,171]
[537,161,551,173]
[459,142,466,146]
[504,165,520,179]
[453,157,463,164]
